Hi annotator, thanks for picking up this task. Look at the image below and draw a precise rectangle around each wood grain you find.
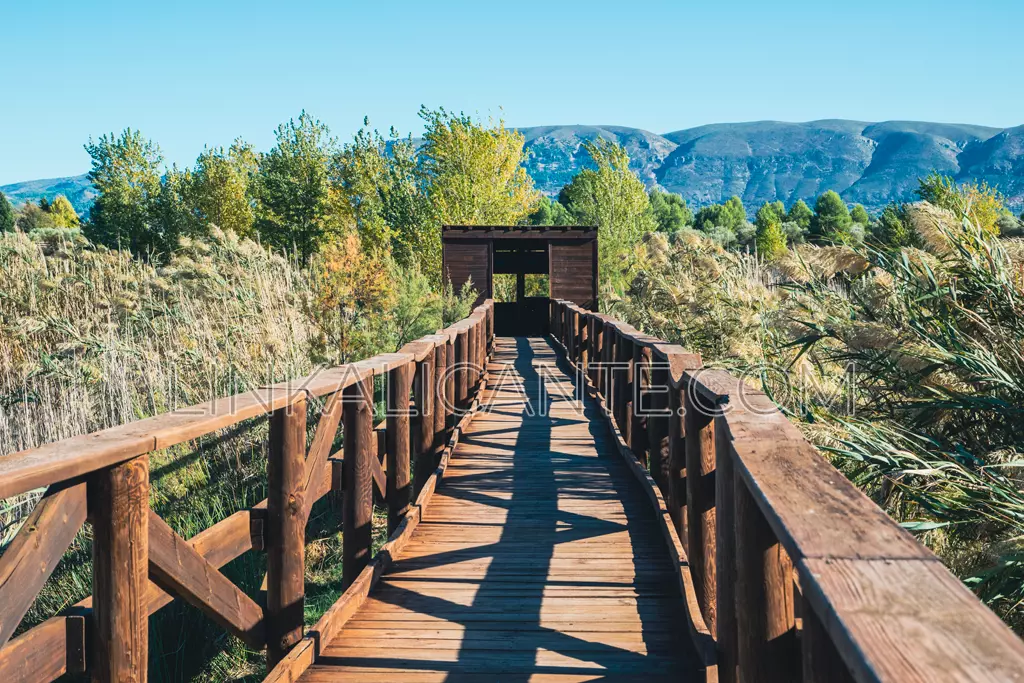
[267,398,307,667]
[90,454,149,683]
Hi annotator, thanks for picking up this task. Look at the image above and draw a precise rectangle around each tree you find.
[872,203,916,248]
[84,128,164,255]
[191,140,259,238]
[254,111,348,263]
[810,190,852,243]
[525,195,573,226]
[16,203,56,231]
[850,203,870,226]
[417,107,537,226]
[0,192,15,232]
[754,200,788,258]
[47,195,80,228]
[787,199,813,230]
[695,196,746,233]
[561,138,655,293]
[754,201,786,231]
[648,190,693,235]
[917,173,1004,236]
[337,121,436,271]
[155,166,201,244]
[755,214,787,260]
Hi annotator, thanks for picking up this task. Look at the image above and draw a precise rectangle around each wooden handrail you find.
[548,298,1024,683]
[0,301,495,683]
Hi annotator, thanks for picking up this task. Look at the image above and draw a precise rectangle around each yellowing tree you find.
[48,194,80,228]
[917,173,1006,236]
[418,107,538,226]
[192,140,259,238]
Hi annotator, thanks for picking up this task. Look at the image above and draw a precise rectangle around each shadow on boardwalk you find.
[306,337,698,681]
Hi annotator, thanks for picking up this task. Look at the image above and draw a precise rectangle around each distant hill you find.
[0,174,96,215]
[4,120,1023,218]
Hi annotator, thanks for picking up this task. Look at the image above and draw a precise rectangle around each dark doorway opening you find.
[493,241,549,336]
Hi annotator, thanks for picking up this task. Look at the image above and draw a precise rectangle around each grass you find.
[0,226,461,680]
[612,204,1024,632]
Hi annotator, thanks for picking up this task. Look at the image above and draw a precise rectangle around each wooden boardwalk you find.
[299,337,698,681]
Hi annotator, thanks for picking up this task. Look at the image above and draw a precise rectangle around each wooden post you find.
[387,361,412,535]
[342,378,374,589]
[90,454,149,683]
[647,359,671,498]
[599,320,611,398]
[446,339,456,440]
[734,475,798,683]
[668,385,688,547]
[413,352,435,495]
[579,313,589,375]
[685,385,717,633]
[631,343,650,467]
[455,329,468,410]
[614,334,632,435]
[267,397,306,667]
[801,593,854,683]
[589,317,598,387]
[466,324,477,400]
[715,420,737,683]
[433,341,447,466]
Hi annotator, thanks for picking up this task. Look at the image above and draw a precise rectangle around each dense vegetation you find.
[1,107,1023,682]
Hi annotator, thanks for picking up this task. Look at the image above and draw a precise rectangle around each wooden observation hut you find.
[441,224,598,335]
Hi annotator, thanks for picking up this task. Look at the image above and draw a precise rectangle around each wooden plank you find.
[302,392,342,521]
[685,386,717,634]
[734,473,797,683]
[0,483,87,647]
[267,398,307,667]
[342,377,374,588]
[147,510,264,648]
[90,454,149,683]
[387,360,413,535]
[800,557,1024,683]
[0,617,68,682]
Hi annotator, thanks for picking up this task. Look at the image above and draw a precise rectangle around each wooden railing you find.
[549,299,1024,683]
[0,301,494,683]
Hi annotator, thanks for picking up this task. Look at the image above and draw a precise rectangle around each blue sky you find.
[2,0,1021,185]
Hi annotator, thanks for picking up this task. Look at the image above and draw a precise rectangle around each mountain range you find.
[4,120,1023,217]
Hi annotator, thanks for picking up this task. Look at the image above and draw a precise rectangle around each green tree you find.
[755,214,787,260]
[254,111,348,263]
[525,195,573,226]
[45,194,80,228]
[84,128,164,255]
[695,196,746,233]
[871,203,917,248]
[561,138,655,293]
[155,166,202,245]
[648,190,693,235]
[16,203,56,231]
[0,192,15,232]
[787,199,813,230]
[754,201,786,231]
[337,121,436,270]
[417,107,538,226]
[810,190,852,243]
[918,173,1004,236]
[191,140,259,238]
[850,203,870,226]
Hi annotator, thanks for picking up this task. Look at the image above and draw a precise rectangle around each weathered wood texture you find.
[342,378,375,589]
[293,337,698,681]
[267,398,307,667]
[549,299,1024,683]
[90,455,150,683]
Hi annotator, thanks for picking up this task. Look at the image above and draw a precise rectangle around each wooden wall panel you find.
[443,242,491,305]
[549,242,597,310]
